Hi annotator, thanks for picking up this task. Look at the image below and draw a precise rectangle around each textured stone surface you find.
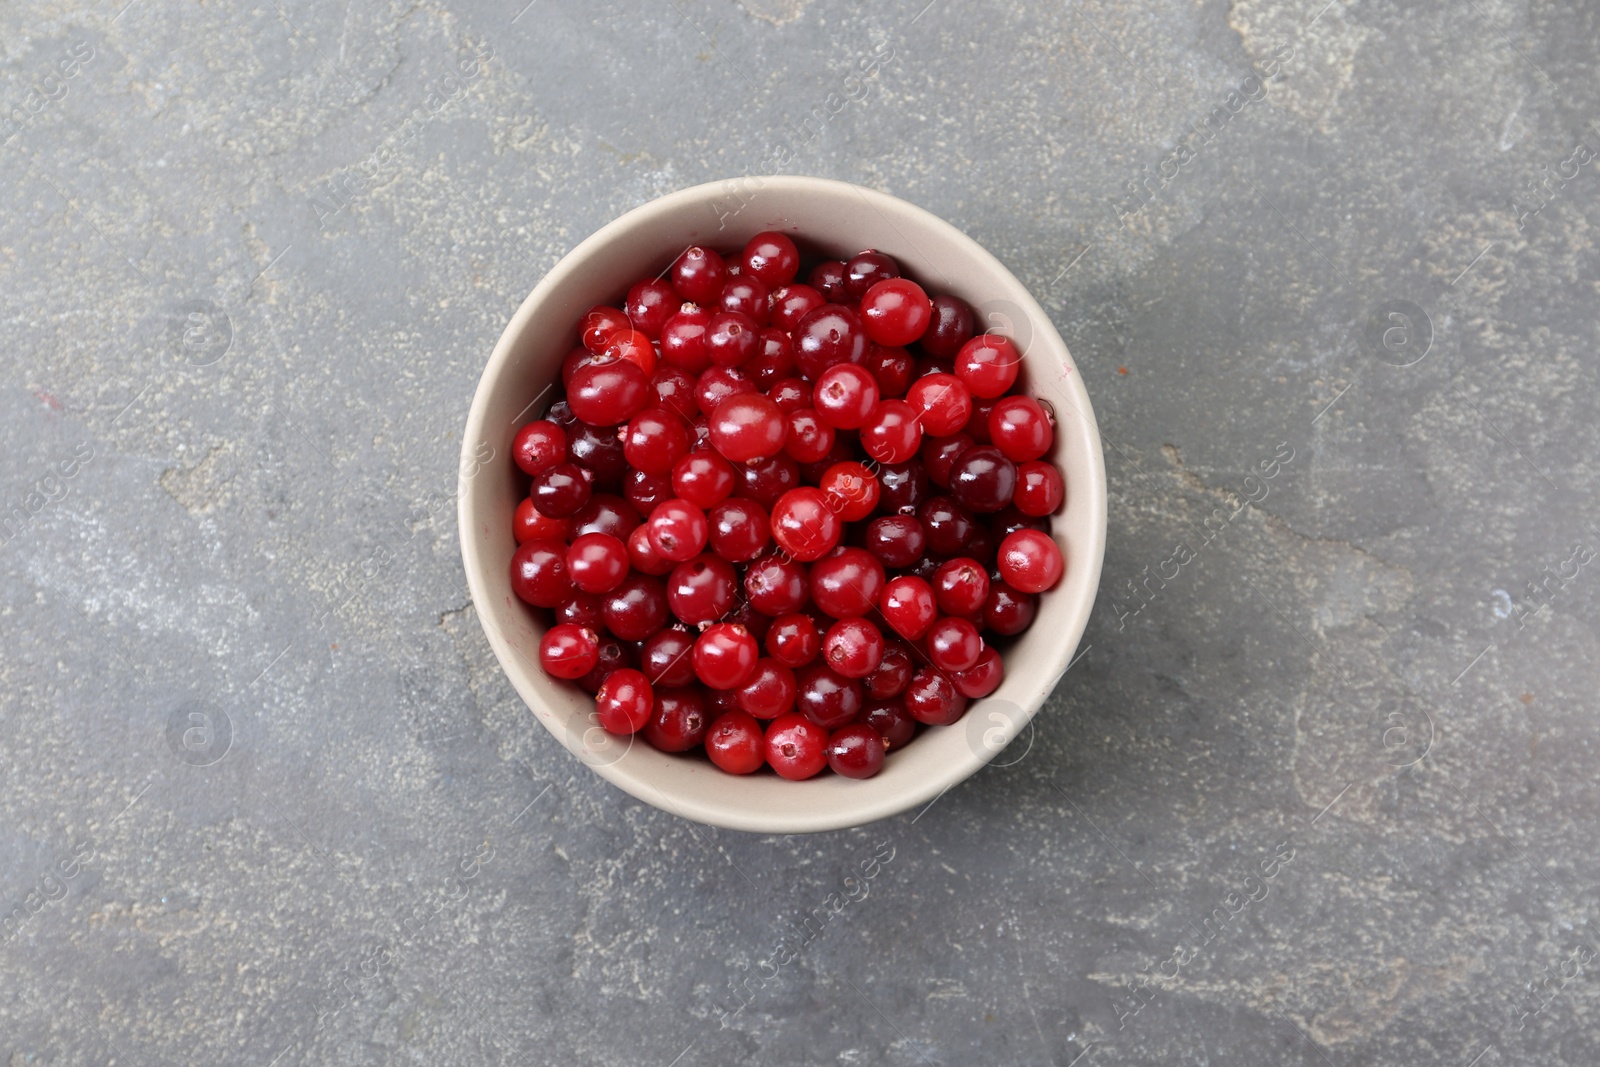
[3,0,1599,1063]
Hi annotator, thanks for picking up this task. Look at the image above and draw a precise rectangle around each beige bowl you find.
[458,176,1106,833]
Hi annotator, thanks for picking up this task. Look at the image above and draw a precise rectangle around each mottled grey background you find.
[2,0,1598,1063]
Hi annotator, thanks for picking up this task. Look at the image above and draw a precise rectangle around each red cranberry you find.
[747,329,796,387]
[708,393,786,463]
[954,335,1022,398]
[627,524,676,576]
[906,373,973,437]
[922,433,974,488]
[823,617,884,679]
[643,687,708,752]
[770,283,825,332]
[694,366,756,418]
[641,627,698,687]
[625,278,677,339]
[623,409,691,474]
[921,294,975,359]
[706,711,766,774]
[705,497,770,563]
[796,662,864,730]
[595,668,653,734]
[983,581,1038,635]
[904,667,966,725]
[512,420,567,475]
[742,231,801,285]
[672,448,737,509]
[693,623,760,689]
[768,377,812,413]
[809,548,886,618]
[825,723,886,779]
[531,462,592,519]
[661,305,713,373]
[651,366,699,421]
[764,712,828,780]
[918,497,977,555]
[576,638,630,694]
[510,539,573,608]
[668,554,738,625]
[602,573,669,640]
[602,329,657,377]
[539,623,599,679]
[861,277,932,346]
[867,344,914,398]
[994,504,1049,541]
[951,647,1004,698]
[862,698,916,749]
[860,400,922,464]
[864,515,926,568]
[933,558,989,617]
[580,306,630,353]
[568,356,648,426]
[998,529,1064,593]
[567,422,628,488]
[735,454,800,509]
[557,591,605,630]
[766,613,821,667]
[794,304,869,380]
[809,260,849,302]
[784,408,836,463]
[706,310,759,368]
[989,396,1053,462]
[819,462,880,523]
[646,499,709,562]
[1014,461,1065,516]
[813,364,880,430]
[744,553,809,615]
[734,658,798,719]
[926,616,982,672]
[570,494,640,541]
[672,246,726,305]
[566,532,630,594]
[624,469,673,515]
[513,498,568,544]
[770,487,842,561]
[843,249,899,300]
[881,575,937,640]
[863,643,914,699]
[544,398,576,429]
[720,276,770,326]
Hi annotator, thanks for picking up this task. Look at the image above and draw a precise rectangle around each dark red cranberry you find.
[736,455,801,511]
[825,723,886,778]
[694,365,756,418]
[921,294,975,359]
[580,306,631,353]
[668,554,738,625]
[904,667,966,725]
[643,688,708,752]
[744,553,810,615]
[747,329,796,388]
[651,366,699,421]
[556,591,605,630]
[626,279,678,339]
[575,638,630,694]
[720,276,770,326]
[843,249,900,300]
[794,304,869,380]
[569,494,640,541]
[876,462,929,514]
[809,259,850,302]
[862,698,916,749]
[767,377,812,413]
[918,497,976,555]
[706,310,760,368]
[510,539,573,608]
[567,422,628,488]
[863,643,914,700]
[602,574,669,640]
[770,283,826,333]
[706,710,766,773]
[933,558,989,617]
[796,662,864,730]
[983,581,1038,636]
[742,231,801,286]
[784,408,836,464]
[627,524,676,576]
[951,647,1004,698]
[1014,461,1065,516]
[530,462,592,519]
[809,548,886,618]
[512,420,567,475]
[672,246,726,305]
[624,469,673,515]
[994,504,1049,541]
[544,398,576,429]
[735,658,798,719]
[708,498,771,562]
[766,612,821,667]
[867,344,914,398]
[641,627,698,687]
[864,515,926,569]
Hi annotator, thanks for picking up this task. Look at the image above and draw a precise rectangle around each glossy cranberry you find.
[864,515,926,568]
[809,548,886,618]
[920,294,974,359]
[595,668,653,734]
[989,396,1053,462]
[951,647,1004,699]
[624,278,676,339]
[867,344,914,398]
[797,437,856,487]
[561,345,601,388]
[965,526,997,567]
[602,573,669,640]
[742,231,801,285]
[668,554,738,625]
[770,283,825,332]
[672,246,726,304]
[768,377,812,413]
[860,400,923,465]
[720,276,770,326]
[825,723,886,779]
[926,616,983,672]
[862,698,916,749]
[706,710,766,773]
[646,499,708,562]
[735,658,798,719]
[694,623,760,689]
[567,422,628,488]
[539,623,599,679]
[624,469,673,515]
[983,581,1038,635]
[906,373,973,437]
[672,448,737,509]
[641,627,698,687]
[864,644,914,699]
[843,249,899,300]
[575,638,630,694]
[651,366,699,421]
[623,409,691,474]
[918,497,977,557]
[1013,461,1063,516]
[766,613,821,667]
[881,575,937,640]
[994,504,1050,541]
[813,363,880,430]
[745,554,810,615]
[706,310,759,368]
[809,260,850,303]
[796,663,865,730]
[513,498,568,544]
[510,539,573,608]
[966,397,998,444]
[770,487,842,561]
[568,357,648,427]
[643,688,708,752]
[931,557,989,618]
[570,494,640,541]
[581,306,631,353]
[823,617,885,679]
[861,277,932,346]
[602,329,656,377]
[660,305,712,373]
[921,433,973,489]
[544,398,576,429]
[876,462,929,515]
[627,524,676,576]
[794,304,869,380]
[998,529,1064,593]
[784,408,836,463]
[735,454,800,509]
[708,393,786,463]
[512,420,567,476]
[693,366,756,418]
[954,335,1022,398]
[555,590,605,630]
[811,462,875,524]
[747,328,796,388]
[565,533,629,594]
[530,462,592,519]
[904,668,966,725]
[703,498,768,563]
[765,712,828,780]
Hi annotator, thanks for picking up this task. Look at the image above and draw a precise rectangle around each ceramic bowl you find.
[458,175,1106,833]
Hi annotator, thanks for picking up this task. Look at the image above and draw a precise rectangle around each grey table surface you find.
[3,0,1599,1063]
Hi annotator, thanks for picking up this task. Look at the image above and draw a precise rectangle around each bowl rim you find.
[459,175,1107,833]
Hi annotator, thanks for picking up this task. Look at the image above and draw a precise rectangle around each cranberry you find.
[989,396,1053,462]
[641,627,698,687]
[813,364,880,430]
[557,591,605,630]
[796,663,864,730]
[513,498,568,544]
[819,462,879,523]
[510,539,573,608]
[921,294,975,359]
[994,504,1049,541]
[933,558,989,617]
[966,397,998,444]
[706,710,766,774]
[926,616,982,672]
[843,249,899,300]
[567,422,628,488]
[951,646,1004,699]
[602,329,657,377]
[531,462,592,519]
[708,393,786,463]
[668,554,738,625]
[744,553,809,615]
[881,575,937,640]
[694,366,756,418]
[766,612,821,667]
[954,335,1022,398]
[983,580,1038,635]
[624,469,673,515]
[867,344,914,398]
[693,622,760,689]
[625,279,678,339]
[706,310,759,368]
[575,638,630,694]
[602,573,669,640]
[922,433,974,488]
[720,276,770,326]
[906,373,973,437]
[512,420,567,475]
[672,448,737,509]
[918,497,977,555]
[566,532,629,594]
[580,306,631,353]
[735,658,798,719]
[904,667,966,725]
[861,277,932,346]
[784,408,836,463]
[823,617,884,679]
[862,698,916,750]
[736,454,800,509]
[770,487,842,561]
[809,260,849,302]
[864,515,926,568]
[623,409,691,474]
[770,283,825,332]
[768,377,812,413]
[595,668,653,734]
[1014,461,1064,517]
[797,437,856,486]
[765,712,828,780]
[860,399,922,464]
[876,462,929,515]
[651,366,699,421]
[643,688,708,752]
[742,231,801,285]
[803,549,882,621]
[864,643,914,699]
[701,497,769,563]
[568,357,648,426]
[998,529,1064,593]
[570,494,640,541]
[747,329,796,387]
[825,723,886,779]
[544,398,576,429]
[646,499,709,562]
[539,623,599,679]
[660,305,712,373]
[794,304,869,380]
[672,246,726,304]
[627,524,676,576]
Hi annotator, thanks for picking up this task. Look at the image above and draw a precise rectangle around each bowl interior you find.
[460,177,1106,833]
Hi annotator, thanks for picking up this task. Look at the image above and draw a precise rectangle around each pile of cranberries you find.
[508,232,1065,781]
